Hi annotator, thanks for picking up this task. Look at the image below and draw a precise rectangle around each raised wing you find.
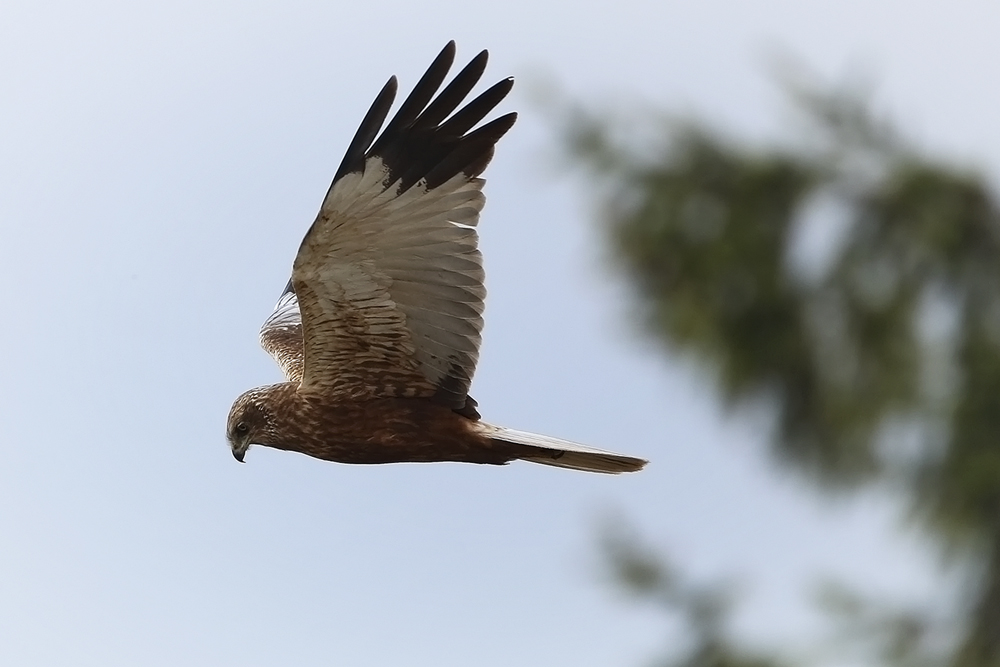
[269,42,515,410]
[259,280,304,383]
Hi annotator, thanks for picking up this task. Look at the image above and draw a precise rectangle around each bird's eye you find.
[235,422,249,435]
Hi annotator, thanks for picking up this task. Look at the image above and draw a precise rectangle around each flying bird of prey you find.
[226,42,647,474]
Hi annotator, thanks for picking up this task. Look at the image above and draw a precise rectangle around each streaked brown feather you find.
[234,384,511,465]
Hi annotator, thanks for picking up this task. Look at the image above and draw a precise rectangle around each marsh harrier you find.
[226,43,647,474]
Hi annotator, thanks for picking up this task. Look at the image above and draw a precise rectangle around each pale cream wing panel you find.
[291,158,486,401]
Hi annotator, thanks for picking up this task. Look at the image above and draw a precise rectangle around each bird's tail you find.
[482,424,647,474]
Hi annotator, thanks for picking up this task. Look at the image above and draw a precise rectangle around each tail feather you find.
[483,425,647,474]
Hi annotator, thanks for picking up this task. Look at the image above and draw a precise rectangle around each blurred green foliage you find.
[601,520,786,667]
[561,84,1000,665]
[601,519,950,667]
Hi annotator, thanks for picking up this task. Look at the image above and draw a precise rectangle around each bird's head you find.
[226,388,276,463]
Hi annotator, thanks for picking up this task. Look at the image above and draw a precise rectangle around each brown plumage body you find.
[230,384,519,466]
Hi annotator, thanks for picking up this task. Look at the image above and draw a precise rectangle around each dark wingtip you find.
[331,75,399,183]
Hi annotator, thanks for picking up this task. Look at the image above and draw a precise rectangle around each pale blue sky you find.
[1,1,996,665]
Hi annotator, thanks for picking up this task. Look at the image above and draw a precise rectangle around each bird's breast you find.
[269,392,503,466]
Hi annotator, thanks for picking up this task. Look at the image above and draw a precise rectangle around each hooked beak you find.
[232,445,247,463]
